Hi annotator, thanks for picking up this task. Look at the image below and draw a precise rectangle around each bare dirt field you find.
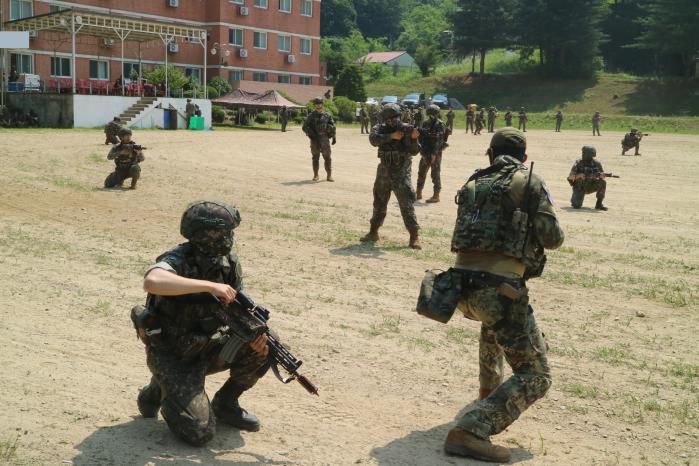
[0,126,697,466]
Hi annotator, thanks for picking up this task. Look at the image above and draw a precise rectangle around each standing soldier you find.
[504,107,513,127]
[416,105,447,204]
[592,111,602,136]
[621,128,645,156]
[517,107,528,132]
[369,105,379,128]
[401,106,412,123]
[104,117,122,145]
[474,108,485,135]
[419,128,564,463]
[279,105,289,132]
[413,106,424,127]
[466,106,475,134]
[487,106,498,133]
[446,106,455,132]
[185,99,196,129]
[302,98,337,182]
[360,103,422,250]
[104,127,145,189]
[567,146,608,210]
[555,110,563,132]
[359,104,369,134]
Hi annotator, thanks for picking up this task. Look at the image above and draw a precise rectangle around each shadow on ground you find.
[281,179,323,187]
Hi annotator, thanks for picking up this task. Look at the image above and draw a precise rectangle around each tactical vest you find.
[376,123,413,163]
[451,158,545,273]
[114,145,137,169]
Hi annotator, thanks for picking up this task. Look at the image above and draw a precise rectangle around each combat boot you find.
[426,191,440,203]
[444,427,511,463]
[595,200,608,211]
[416,187,423,200]
[137,380,161,418]
[129,179,137,190]
[212,386,260,432]
[408,228,422,250]
[360,225,380,243]
[326,170,334,182]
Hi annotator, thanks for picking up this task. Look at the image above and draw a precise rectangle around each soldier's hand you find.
[391,130,403,140]
[209,283,237,305]
[249,334,269,357]
[411,128,420,139]
[332,137,336,145]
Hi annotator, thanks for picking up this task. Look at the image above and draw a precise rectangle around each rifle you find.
[602,173,620,178]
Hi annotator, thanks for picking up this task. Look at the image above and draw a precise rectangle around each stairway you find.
[118,97,157,125]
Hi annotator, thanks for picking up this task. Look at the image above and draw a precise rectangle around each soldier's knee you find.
[104,173,117,188]
[525,373,552,401]
[161,401,216,447]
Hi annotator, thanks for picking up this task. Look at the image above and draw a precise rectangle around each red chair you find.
[94,80,109,95]
[77,79,90,94]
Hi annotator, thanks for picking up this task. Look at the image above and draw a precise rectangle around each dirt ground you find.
[0,125,697,466]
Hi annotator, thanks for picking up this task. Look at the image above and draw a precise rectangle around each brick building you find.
[2,0,327,100]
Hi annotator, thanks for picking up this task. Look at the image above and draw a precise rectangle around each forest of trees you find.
[321,0,698,83]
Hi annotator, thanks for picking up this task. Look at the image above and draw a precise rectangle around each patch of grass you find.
[593,344,634,366]
[368,315,402,336]
[402,335,435,352]
[94,254,113,266]
[561,382,599,399]
[89,153,107,164]
[90,299,112,316]
[445,326,478,345]
[0,435,19,463]
[665,362,699,384]
[48,175,91,191]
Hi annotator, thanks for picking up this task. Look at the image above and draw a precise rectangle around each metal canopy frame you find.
[4,10,208,96]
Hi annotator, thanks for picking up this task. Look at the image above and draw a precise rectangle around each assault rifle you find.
[602,173,620,178]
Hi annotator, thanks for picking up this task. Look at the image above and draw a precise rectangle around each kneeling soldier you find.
[104,128,144,189]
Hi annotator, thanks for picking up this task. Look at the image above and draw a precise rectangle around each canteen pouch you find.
[131,304,162,347]
[416,268,462,324]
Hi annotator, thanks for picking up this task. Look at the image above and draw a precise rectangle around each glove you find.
[332,137,336,145]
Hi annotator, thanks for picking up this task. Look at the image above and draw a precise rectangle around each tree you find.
[414,44,441,77]
[395,5,449,55]
[334,64,367,101]
[144,65,188,93]
[321,0,357,37]
[208,76,232,96]
[333,96,357,122]
[353,0,402,42]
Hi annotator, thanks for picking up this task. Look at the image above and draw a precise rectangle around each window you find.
[229,69,244,81]
[185,68,202,84]
[277,35,291,53]
[277,74,290,84]
[51,57,71,77]
[252,72,267,82]
[230,0,243,3]
[89,60,109,80]
[9,0,32,20]
[279,0,291,13]
[253,31,267,49]
[300,0,312,16]
[49,5,67,13]
[10,53,33,75]
[253,0,268,8]
[228,28,243,47]
[123,62,141,81]
[299,76,312,85]
[300,38,312,55]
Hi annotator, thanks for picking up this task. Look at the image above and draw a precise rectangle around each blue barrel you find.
[163,108,171,129]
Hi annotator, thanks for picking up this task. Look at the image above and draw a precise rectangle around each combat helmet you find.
[426,104,440,116]
[630,128,638,133]
[380,103,401,120]
[490,128,526,152]
[180,201,241,240]
[582,146,597,160]
[118,127,132,137]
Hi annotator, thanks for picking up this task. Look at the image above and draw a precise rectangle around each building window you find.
[10,53,33,75]
[300,38,312,55]
[277,74,290,84]
[49,5,67,13]
[230,0,243,3]
[229,69,244,81]
[185,68,202,84]
[123,62,141,81]
[300,0,312,16]
[9,0,33,20]
[253,32,267,49]
[299,76,312,85]
[277,35,291,53]
[228,28,243,47]
[279,0,291,13]
[252,72,267,82]
[253,0,268,8]
[51,57,72,77]
[89,60,109,80]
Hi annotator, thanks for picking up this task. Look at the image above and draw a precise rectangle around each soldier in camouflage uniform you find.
[446,107,455,132]
[474,109,485,135]
[412,106,424,127]
[359,104,369,134]
[369,105,379,128]
[466,106,475,134]
[279,106,289,132]
[137,201,271,446]
[401,106,411,124]
[302,98,336,182]
[592,111,602,136]
[416,105,447,204]
[621,128,643,155]
[555,110,563,132]
[104,127,144,189]
[439,128,564,462]
[504,107,513,127]
[486,106,498,133]
[567,146,608,210]
[104,117,122,145]
[360,103,422,250]
[517,107,528,132]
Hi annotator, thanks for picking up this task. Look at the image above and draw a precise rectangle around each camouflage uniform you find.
[517,109,527,132]
[104,140,144,189]
[446,109,455,131]
[504,110,513,127]
[568,146,607,209]
[466,108,475,134]
[487,107,497,133]
[592,112,601,136]
[104,119,122,145]
[369,106,379,127]
[621,129,642,155]
[475,110,485,135]
[359,106,369,134]
[412,108,424,127]
[302,107,336,179]
[279,106,289,132]
[555,111,563,132]
[185,100,196,129]
[416,111,447,197]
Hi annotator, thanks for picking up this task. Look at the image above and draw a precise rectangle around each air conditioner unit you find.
[168,42,179,53]
[239,6,249,16]
[28,30,38,39]
[287,54,296,63]
[168,0,179,7]
[239,48,248,58]
[101,37,115,47]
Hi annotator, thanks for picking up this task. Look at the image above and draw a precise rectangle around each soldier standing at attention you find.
[360,103,422,250]
[475,109,485,135]
[416,105,447,204]
[136,201,270,446]
[359,104,369,134]
[185,99,196,129]
[504,107,513,127]
[487,106,498,133]
[302,98,336,182]
[279,105,289,132]
[466,106,475,134]
[517,107,528,132]
[413,106,424,127]
[592,111,602,136]
[104,117,122,145]
[425,128,563,462]
[567,146,608,210]
[555,110,563,132]
[104,127,145,189]
[446,106,455,132]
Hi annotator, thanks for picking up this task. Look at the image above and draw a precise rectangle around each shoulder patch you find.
[542,183,555,205]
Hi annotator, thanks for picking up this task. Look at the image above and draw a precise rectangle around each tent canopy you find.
[213,89,304,110]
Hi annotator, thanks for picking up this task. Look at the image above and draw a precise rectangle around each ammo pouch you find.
[416,269,462,324]
[130,304,162,347]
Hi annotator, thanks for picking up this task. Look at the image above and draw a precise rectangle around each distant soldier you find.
[360,103,422,250]
[475,109,485,135]
[369,105,379,127]
[279,105,289,132]
[504,107,513,126]
[416,105,447,204]
[401,106,412,124]
[185,99,196,129]
[567,146,608,210]
[104,127,144,190]
[446,107,455,132]
[592,111,602,136]
[518,107,528,132]
[487,106,498,133]
[412,106,424,127]
[302,98,336,182]
[466,106,475,134]
[621,128,645,156]
[359,104,369,134]
[555,110,563,132]
[104,117,122,145]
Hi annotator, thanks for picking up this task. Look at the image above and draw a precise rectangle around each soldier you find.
[136,201,270,446]
[416,105,447,204]
[517,107,528,132]
[185,99,196,129]
[504,107,513,127]
[401,106,412,124]
[487,106,498,133]
[621,128,643,156]
[360,103,422,250]
[104,127,145,189]
[279,105,289,132]
[474,109,485,135]
[359,104,369,134]
[567,146,608,210]
[555,110,563,132]
[369,105,379,128]
[413,106,424,127]
[433,128,563,462]
[104,117,122,145]
[446,106,455,132]
[302,98,336,182]
[592,111,602,136]
[466,106,475,134]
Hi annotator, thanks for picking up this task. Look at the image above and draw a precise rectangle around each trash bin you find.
[168,108,178,130]
[163,108,171,129]
[190,116,205,130]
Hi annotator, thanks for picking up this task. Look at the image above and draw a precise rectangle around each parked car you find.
[365,97,379,106]
[401,93,426,108]
[431,93,449,109]
[380,95,399,106]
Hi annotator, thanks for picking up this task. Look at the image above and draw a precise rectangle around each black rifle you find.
[602,173,620,178]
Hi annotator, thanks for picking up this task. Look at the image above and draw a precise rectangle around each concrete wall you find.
[130,98,212,130]
[7,94,73,127]
[73,95,139,128]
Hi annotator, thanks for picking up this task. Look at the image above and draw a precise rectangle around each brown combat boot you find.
[426,191,440,203]
[408,228,422,250]
[444,427,511,463]
[479,388,494,400]
[360,225,380,242]
[326,170,334,182]
[416,187,423,200]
